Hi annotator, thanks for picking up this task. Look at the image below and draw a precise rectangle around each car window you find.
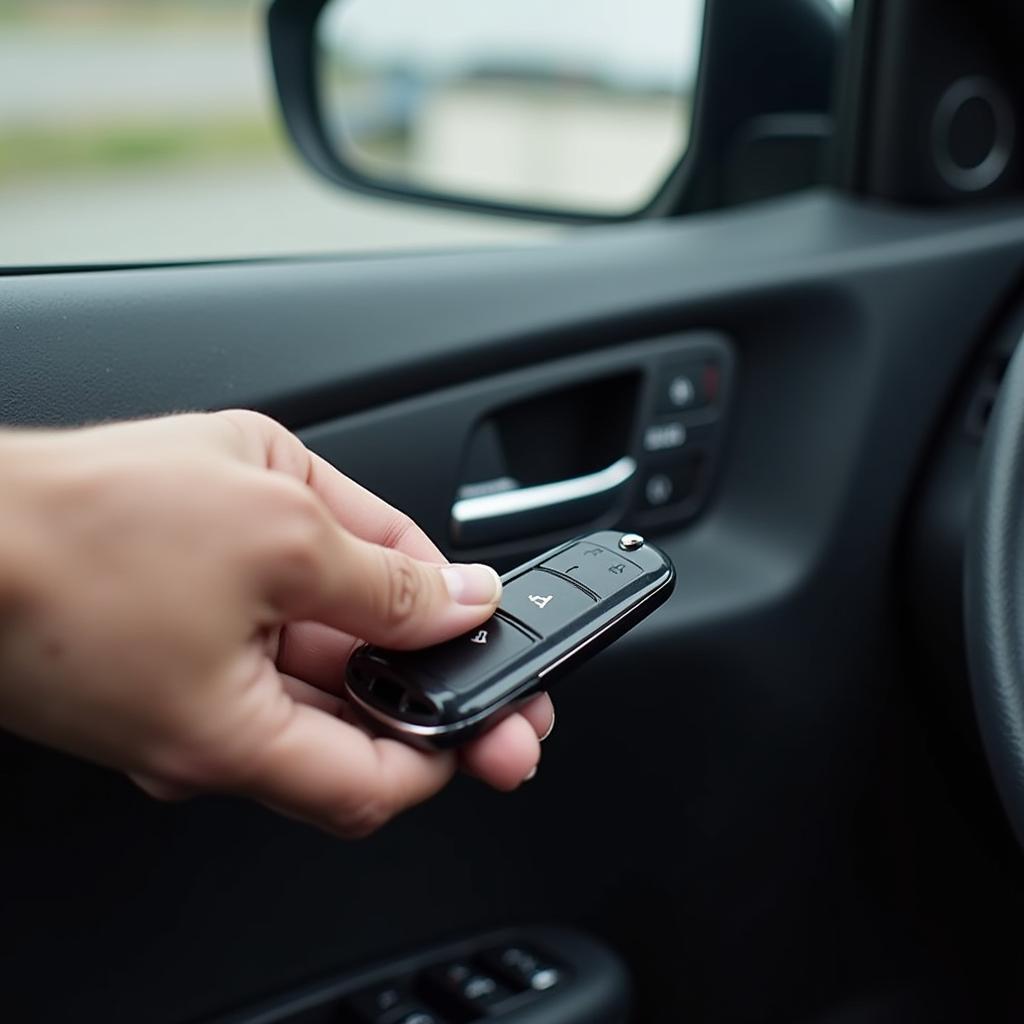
[1,0,852,269]
[0,0,557,268]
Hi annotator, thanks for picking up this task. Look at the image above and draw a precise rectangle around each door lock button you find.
[543,543,643,599]
[499,570,596,637]
[656,357,721,414]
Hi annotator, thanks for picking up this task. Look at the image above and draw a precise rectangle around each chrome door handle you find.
[450,456,637,546]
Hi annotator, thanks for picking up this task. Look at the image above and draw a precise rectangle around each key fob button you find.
[388,616,534,693]
[542,542,643,598]
[499,570,596,637]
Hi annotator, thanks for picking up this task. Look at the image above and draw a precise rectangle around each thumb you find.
[277,525,502,650]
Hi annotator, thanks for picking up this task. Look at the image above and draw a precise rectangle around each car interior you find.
[6,0,1024,1021]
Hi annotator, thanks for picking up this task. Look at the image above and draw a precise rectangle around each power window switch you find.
[395,1012,446,1024]
[481,946,563,993]
[424,961,512,1015]
[347,981,423,1024]
[460,974,513,1013]
[425,961,474,990]
[528,967,560,991]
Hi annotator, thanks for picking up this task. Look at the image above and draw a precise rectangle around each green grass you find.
[0,116,280,181]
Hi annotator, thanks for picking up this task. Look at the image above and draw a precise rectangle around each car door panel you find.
[4,191,1024,1022]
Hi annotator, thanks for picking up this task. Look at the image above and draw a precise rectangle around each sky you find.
[321,0,854,88]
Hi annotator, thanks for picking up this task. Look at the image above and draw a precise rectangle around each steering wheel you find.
[966,340,1024,849]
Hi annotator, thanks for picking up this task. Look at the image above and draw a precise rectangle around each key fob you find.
[345,530,675,749]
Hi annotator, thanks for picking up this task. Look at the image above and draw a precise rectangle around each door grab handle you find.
[450,456,637,546]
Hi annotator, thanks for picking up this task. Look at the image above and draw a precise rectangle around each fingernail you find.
[440,563,502,605]
[523,765,538,782]
[540,708,555,742]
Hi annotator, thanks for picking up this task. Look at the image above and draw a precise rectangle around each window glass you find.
[0,0,552,267]
[0,0,853,268]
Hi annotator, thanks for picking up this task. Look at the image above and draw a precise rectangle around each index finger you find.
[308,452,446,563]
[217,411,446,563]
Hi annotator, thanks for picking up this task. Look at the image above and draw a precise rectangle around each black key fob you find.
[345,530,675,749]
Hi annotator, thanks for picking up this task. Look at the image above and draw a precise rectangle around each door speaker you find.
[932,75,1015,192]
[854,0,1021,203]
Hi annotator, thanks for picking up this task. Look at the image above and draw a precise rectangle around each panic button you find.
[543,542,642,599]
[499,570,595,637]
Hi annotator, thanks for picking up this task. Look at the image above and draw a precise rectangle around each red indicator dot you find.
[703,363,721,403]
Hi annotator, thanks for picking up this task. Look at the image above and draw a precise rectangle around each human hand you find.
[0,411,553,836]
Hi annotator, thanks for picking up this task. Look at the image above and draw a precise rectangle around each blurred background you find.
[0,0,556,265]
[0,0,849,267]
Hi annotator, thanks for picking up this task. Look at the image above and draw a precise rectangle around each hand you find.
[0,411,554,837]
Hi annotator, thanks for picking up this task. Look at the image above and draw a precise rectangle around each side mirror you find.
[268,0,845,222]
[268,0,705,221]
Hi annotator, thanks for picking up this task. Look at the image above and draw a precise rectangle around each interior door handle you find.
[450,456,637,546]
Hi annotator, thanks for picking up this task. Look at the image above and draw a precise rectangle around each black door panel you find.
[4,192,1024,1022]
[3,193,1018,431]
